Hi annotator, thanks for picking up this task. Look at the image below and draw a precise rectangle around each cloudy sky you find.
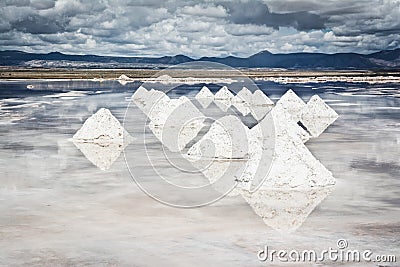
[0,0,399,57]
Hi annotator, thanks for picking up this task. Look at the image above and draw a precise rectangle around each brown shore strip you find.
[0,67,399,79]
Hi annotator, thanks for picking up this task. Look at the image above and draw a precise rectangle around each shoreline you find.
[1,68,400,80]
[1,68,400,84]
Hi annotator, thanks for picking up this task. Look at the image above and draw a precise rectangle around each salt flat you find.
[0,80,399,266]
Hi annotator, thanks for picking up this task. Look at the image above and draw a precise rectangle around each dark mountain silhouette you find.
[1,48,399,69]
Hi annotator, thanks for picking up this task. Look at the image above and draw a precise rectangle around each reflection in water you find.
[0,80,399,265]
[243,187,333,233]
[72,141,126,171]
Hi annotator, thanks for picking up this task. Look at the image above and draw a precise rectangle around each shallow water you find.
[0,80,399,266]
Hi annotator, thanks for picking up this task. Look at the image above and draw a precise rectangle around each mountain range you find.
[1,49,399,69]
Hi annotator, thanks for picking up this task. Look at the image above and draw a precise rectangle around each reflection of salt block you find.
[275,89,306,122]
[195,86,214,108]
[214,86,234,112]
[73,108,133,170]
[251,90,274,120]
[232,87,252,116]
[73,142,125,171]
[242,187,333,233]
[300,95,339,137]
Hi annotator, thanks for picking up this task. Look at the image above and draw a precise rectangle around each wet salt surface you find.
[0,80,399,266]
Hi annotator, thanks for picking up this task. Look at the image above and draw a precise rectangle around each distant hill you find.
[1,48,399,69]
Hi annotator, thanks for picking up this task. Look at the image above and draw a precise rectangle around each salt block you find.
[117,74,133,86]
[131,86,148,102]
[259,107,336,189]
[300,95,339,137]
[145,95,187,128]
[153,96,205,152]
[232,87,252,116]
[236,113,275,192]
[73,108,131,143]
[235,105,334,193]
[133,88,205,152]
[73,108,133,170]
[195,86,214,108]
[251,90,274,120]
[272,105,310,143]
[214,86,234,112]
[132,87,158,115]
[145,90,170,120]
[187,115,249,159]
[186,116,250,194]
[275,89,306,122]
[118,74,131,80]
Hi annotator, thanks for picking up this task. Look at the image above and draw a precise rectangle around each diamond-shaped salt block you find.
[232,88,274,120]
[117,74,133,86]
[214,86,234,112]
[236,112,275,193]
[195,86,214,108]
[258,106,336,190]
[149,96,205,152]
[131,86,149,110]
[272,104,310,143]
[73,108,132,170]
[132,87,171,121]
[133,87,205,152]
[145,90,170,120]
[251,90,274,120]
[187,115,249,160]
[236,106,314,192]
[187,115,246,161]
[275,89,306,122]
[73,108,131,142]
[232,87,252,116]
[300,95,339,137]
[186,115,250,194]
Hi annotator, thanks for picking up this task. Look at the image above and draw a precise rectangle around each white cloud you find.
[179,4,227,18]
[0,0,399,57]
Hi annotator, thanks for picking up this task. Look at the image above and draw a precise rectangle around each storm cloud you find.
[0,0,399,57]
[222,1,326,31]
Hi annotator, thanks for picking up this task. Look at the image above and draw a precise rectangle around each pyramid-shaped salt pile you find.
[73,108,132,170]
